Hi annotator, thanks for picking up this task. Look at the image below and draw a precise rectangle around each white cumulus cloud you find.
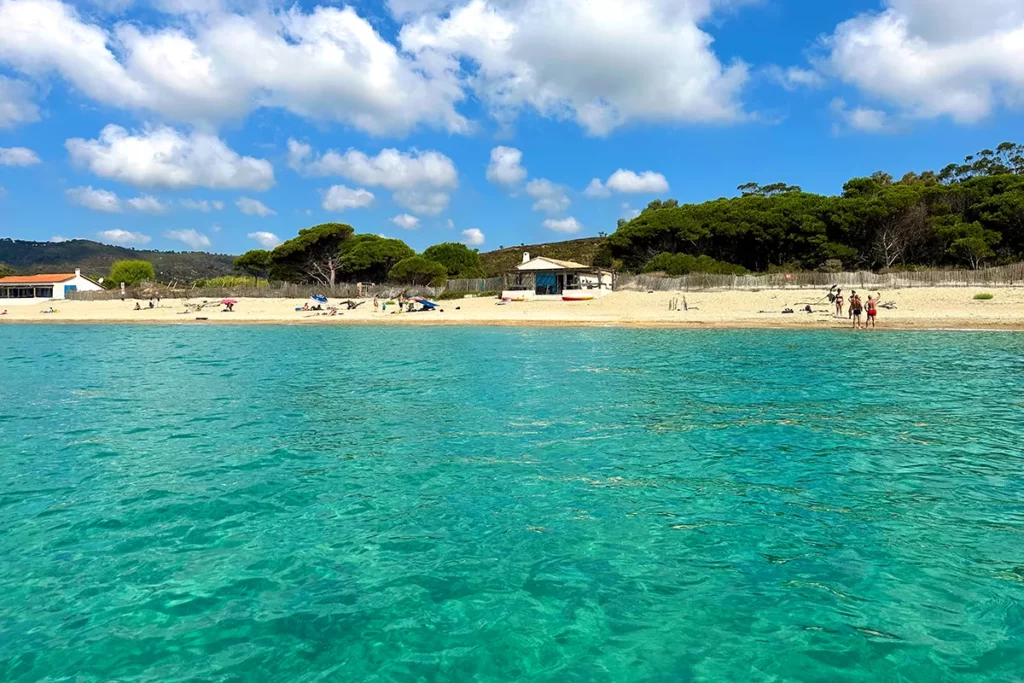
[288,140,457,189]
[400,0,750,135]
[97,228,151,245]
[525,178,570,214]
[126,194,168,214]
[390,213,420,230]
[764,65,824,91]
[822,0,1024,123]
[181,199,224,212]
[165,228,211,250]
[66,124,274,191]
[0,75,39,129]
[248,231,282,248]
[486,146,527,187]
[586,169,669,196]
[0,0,468,135]
[830,98,891,134]
[321,185,375,212]
[461,227,484,246]
[236,197,275,216]
[0,146,40,166]
[66,186,121,212]
[543,216,582,234]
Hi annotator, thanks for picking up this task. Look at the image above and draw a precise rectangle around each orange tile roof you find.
[0,274,77,284]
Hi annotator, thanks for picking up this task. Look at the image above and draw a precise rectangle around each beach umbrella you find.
[221,299,238,305]
[311,294,328,304]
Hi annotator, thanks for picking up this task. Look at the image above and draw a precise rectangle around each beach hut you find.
[0,269,104,305]
[502,253,614,301]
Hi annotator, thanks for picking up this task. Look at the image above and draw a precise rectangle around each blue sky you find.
[0,0,1022,254]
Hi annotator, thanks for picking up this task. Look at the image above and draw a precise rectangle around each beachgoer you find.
[850,292,863,329]
[156,295,161,304]
[848,290,857,319]
[866,292,880,329]
[373,295,379,311]
[302,302,309,311]
[134,302,141,310]
[148,300,154,309]
[834,289,844,316]
[0,310,6,315]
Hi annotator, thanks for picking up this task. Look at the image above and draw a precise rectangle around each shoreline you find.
[5,317,1024,332]
[2,287,1022,331]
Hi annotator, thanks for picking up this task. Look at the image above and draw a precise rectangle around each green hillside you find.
[0,238,237,283]
[479,238,605,277]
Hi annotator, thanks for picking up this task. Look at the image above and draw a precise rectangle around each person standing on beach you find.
[866,292,880,329]
[373,295,379,312]
[834,289,844,317]
[849,292,863,329]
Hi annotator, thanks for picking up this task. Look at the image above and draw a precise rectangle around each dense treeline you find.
[602,142,1024,273]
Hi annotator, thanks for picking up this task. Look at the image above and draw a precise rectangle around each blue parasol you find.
[311,294,328,304]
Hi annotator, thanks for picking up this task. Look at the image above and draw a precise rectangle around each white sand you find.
[3,287,1023,329]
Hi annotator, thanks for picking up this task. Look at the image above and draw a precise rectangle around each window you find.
[1,287,36,298]
[34,287,54,298]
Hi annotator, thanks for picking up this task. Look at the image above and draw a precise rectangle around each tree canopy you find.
[338,235,416,282]
[421,242,486,279]
[270,223,354,286]
[604,142,1024,272]
[233,249,272,284]
[0,263,14,278]
[109,260,155,286]
[388,256,448,287]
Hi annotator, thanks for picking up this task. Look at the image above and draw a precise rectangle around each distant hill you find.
[0,238,237,283]
[479,238,605,277]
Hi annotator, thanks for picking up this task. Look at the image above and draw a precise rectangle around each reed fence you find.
[616,263,1024,292]
[443,277,504,292]
[67,282,441,301]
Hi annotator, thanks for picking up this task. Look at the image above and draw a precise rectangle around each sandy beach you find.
[3,287,1023,329]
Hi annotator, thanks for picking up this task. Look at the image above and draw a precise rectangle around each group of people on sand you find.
[831,288,880,330]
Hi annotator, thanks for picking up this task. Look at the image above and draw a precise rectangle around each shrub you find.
[194,275,269,288]
[437,290,472,300]
[437,289,501,300]
[642,253,747,276]
[973,292,994,300]
[109,259,155,286]
[817,259,844,273]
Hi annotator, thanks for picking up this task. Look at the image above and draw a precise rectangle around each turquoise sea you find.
[1,325,1023,681]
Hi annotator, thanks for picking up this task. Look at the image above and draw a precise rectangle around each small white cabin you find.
[502,253,613,301]
[0,269,104,305]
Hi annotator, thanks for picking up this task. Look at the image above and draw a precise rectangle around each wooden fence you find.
[67,281,441,301]
[616,263,1024,292]
[444,277,504,292]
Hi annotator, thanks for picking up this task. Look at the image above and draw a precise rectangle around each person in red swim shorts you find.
[866,292,880,329]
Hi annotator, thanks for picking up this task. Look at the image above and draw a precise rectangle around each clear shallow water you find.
[1,325,1023,682]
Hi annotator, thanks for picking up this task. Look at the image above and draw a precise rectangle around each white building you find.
[502,253,614,301]
[0,269,104,305]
